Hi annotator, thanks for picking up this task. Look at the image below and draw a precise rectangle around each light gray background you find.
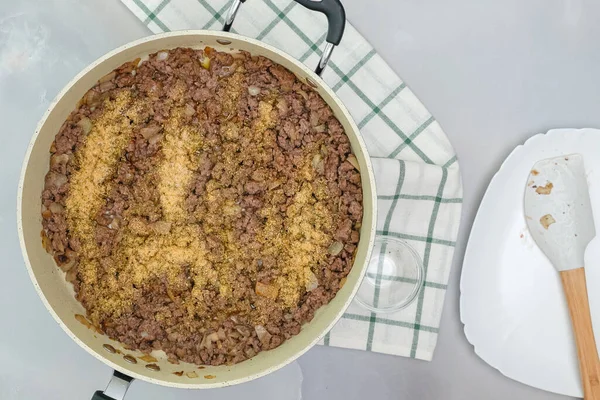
[2,0,597,398]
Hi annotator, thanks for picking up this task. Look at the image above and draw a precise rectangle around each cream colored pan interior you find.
[17,31,377,389]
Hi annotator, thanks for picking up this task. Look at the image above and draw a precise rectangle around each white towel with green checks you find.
[121,0,463,361]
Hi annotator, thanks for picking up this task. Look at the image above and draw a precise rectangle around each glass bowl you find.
[354,236,424,313]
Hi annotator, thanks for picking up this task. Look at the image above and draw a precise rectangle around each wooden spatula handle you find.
[561,267,600,399]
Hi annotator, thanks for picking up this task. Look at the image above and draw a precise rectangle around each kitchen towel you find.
[121,0,463,361]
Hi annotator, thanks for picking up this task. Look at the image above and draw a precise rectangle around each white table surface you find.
[2,0,599,398]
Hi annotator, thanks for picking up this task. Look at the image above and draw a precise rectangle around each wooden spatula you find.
[525,154,600,399]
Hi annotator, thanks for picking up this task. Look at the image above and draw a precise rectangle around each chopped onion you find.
[45,172,68,188]
[305,270,319,292]
[65,249,77,259]
[347,154,360,171]
[328,241,344,256]
[83,89,99,106]
[218,65,236,77]
[200,55,211,70]
[310,112,320,127]
[50,153,70,168]
[41,231,52,252]
[312,154,324,174]
[297,90,309,101]
[236,325,251,337]
[199,335,212,350]
[156,51,169,61]
[320,144,328,157]
[151,220,172,234]
[53,251,67,265]
[255,325,271,344]
[98,81,115,93]
[66,268,77,283]
[255,281,278,299]
[108,216,122,230]
[148,134,163,146]
[276,98,288,115]
[49,202,65,214]
[314,124,326,133]
[98,71,116,84]
[184,103,196,117]
[77,117,93,135]
[140,125,161,139]
[248,85,261,96]
[147,133,162,146]
[244,347,256,358]
[137,55,149,67]
[58,257,75,273]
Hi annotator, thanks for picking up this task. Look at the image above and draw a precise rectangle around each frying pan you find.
[17,1,377,398]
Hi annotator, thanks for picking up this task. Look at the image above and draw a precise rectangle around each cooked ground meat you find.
[41,47,363,366]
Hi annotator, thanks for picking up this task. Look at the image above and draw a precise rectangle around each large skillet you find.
[17,1,377,398]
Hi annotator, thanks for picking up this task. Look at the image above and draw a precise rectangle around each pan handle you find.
[91,370,133,400]
[222,0,346,76]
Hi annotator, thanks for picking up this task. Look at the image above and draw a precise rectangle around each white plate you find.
[460,128,600,398]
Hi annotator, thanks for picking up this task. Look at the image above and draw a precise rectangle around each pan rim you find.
[17,30,377,389]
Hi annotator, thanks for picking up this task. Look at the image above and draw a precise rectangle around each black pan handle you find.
[91,370,133,400]
[222,0,346,76]
[293,0,345,46]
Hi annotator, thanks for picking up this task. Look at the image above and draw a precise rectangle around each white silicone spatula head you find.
[524,154,596,271]
[524,154,600,399]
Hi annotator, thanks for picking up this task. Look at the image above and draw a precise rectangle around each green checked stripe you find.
[389,116,435,158]
[444,155,458,169]
[133,0,171,31]
[329,62,435,164]
[358,84,406,129]
[410,167,449,358]
[366,273,448,290]
[263,0,323,56]
[196,0,221,18]
[378,193,462,203]
[144,0,172,24]
[375,231,456,247]
[343,313,438,333]
[199,0,232,29]
[365,160,406,351]
[332,49,376,92]
[257,2,297,40]
[300,33,327,63]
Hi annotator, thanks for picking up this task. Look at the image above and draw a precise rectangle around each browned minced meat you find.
[41,47,363,366]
